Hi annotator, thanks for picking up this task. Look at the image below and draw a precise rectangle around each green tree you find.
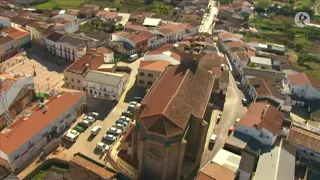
[295,43,304,52]
[255,0,270,12]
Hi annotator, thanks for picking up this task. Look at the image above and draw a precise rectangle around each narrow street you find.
[199,0,219,34]
[200,71,247,168]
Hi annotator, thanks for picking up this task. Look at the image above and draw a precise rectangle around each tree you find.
[295,43,304,52]
[255,0,270,12]
[298,53,313,65]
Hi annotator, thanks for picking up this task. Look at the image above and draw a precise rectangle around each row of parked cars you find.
[96,98,142,152]
[64,112,100,142]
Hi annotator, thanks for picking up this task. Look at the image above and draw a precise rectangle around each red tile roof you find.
[234,51,249,62]
[218,32,239,40]
[0,92,85,154]
[237,102,284,135]
[124,31,155,44]
[139,64,214,136]
[65,54,104,75]
[139,60,170,72]
[288,73,320,89]
[159,24,185,34]
[197,162,236,180]
[124,23,148,31]
[1,27,30,40]
[287,125,320,153]
[96,47,113,54]
[225,41,249,49]
[103,12,118,19]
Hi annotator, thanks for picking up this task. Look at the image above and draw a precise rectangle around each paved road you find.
[199,0,219,34]
[200,71,247,168]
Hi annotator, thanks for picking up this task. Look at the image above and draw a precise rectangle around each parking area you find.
[5,47,68,92]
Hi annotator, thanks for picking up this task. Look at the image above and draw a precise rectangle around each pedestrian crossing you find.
[111,107,126,115]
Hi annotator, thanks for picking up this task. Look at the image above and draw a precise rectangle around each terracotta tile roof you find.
[9,16,31,26]
[68,154,116,179]
[124,23,148,31]
[198,53,226,70]
[139,60,170,72]
[139,64,214,136]
[218,32,238,40]
[145,44,188,62]
[249,78,284,100]
[225,41,249,49]
[234,51,249,62]
[196,162,236,180]
[238,102,284,135]
[159,24,185,34]
[95,10,106,17]
[0,92,86,155]
[96,47,113,54]
[103,12,118,19]
[2,27,30,40]
[1,78,16,93]
[124,31,155,44]
[288,73,320,89]
[66,54,104,75]
[287,125,320,153]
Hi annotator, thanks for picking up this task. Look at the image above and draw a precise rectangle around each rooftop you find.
[288,73,320,89]
[59,35,86,47]
[143,17,162,26]
[287,124,320,153]
[84,70,127,87]
[124,30,155,44]
[212,149,241,172]
[249,78,284,100]
[9,16,31,26]
[237,102,284,135]
[1,27,30,40]
[46,31,64,42]
[139,60,170,72]
[250,56,272,66]
[255,139,296,180]
[159,24,186,34]
[139,64,214,137]
[0,92,86,155]
[238,151,255,175]
[196,162,236,180]
[65,54,104,75]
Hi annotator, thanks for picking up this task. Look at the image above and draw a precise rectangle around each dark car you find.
[122,110,132,117]
[133,97,142,102]
[73,125,85,133]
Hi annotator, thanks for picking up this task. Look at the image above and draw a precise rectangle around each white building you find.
[235,102,284,146]
[83,70,128,100]
[0,16,11,27]
[52,14,79,33]
[287,72,320,100]
[43,32,87,61]
[249,56,272,69]
[0,92,86,172]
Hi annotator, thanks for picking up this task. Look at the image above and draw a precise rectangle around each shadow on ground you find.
[123,80,148,103]
[86,97,116,120]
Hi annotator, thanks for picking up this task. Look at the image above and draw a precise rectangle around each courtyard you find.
[5,47,68,93]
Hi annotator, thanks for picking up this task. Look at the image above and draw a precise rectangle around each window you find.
[139,80,144,84]
[147,81,153,86]
[105,93,109,97]
[77,79,80,83]
[148,73,153,77]
[71,78,74,82]
[89,89,92,94]
[71,85,74,89]
[65,77,68,81]
[139,72,145,76]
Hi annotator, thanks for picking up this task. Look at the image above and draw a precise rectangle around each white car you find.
[114,124,125,131]
[80,120,91,127]
[64,130,80,142]
[210,134,217,144]
[107,127,122,135]
[120,116,131,123]
[127,104,136,110]
[103,134,116,142]
[88,112,99,119]
[236,118,240,123]
[96,142,109,152]
[84,115,95,123]
[91,125,102,135]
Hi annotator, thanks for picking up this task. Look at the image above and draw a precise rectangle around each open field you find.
[30,0,175,18]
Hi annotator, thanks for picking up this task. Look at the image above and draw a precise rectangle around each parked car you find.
[84,115,95,123]
[116,120,128,127]
[91,125,102,136]
[107,127,123,135]
[88,112,99,120]
[80,120,91,127]
[122,111,132,117]
[103,134,116,142]
[133,97,142,102]
[236,81,241,88]
[120,116,131,123]
[217,113,221,124]
[73,124,85,133]
[235,118,240,123]
[242,98,248,106]
[127,104,136,111]
[210,133,217,144]
[114,124,125,131]
[64,130,80,142]
[96,142,109,152]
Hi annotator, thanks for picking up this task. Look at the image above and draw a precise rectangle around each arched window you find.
[148,73,153,77]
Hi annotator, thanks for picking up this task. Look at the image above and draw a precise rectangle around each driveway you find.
[200,71,247,168]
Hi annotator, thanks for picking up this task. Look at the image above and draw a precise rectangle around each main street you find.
[199,0,219,34]
[200,71,247,168]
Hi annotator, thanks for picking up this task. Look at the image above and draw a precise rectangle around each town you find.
[0,0,319,179]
